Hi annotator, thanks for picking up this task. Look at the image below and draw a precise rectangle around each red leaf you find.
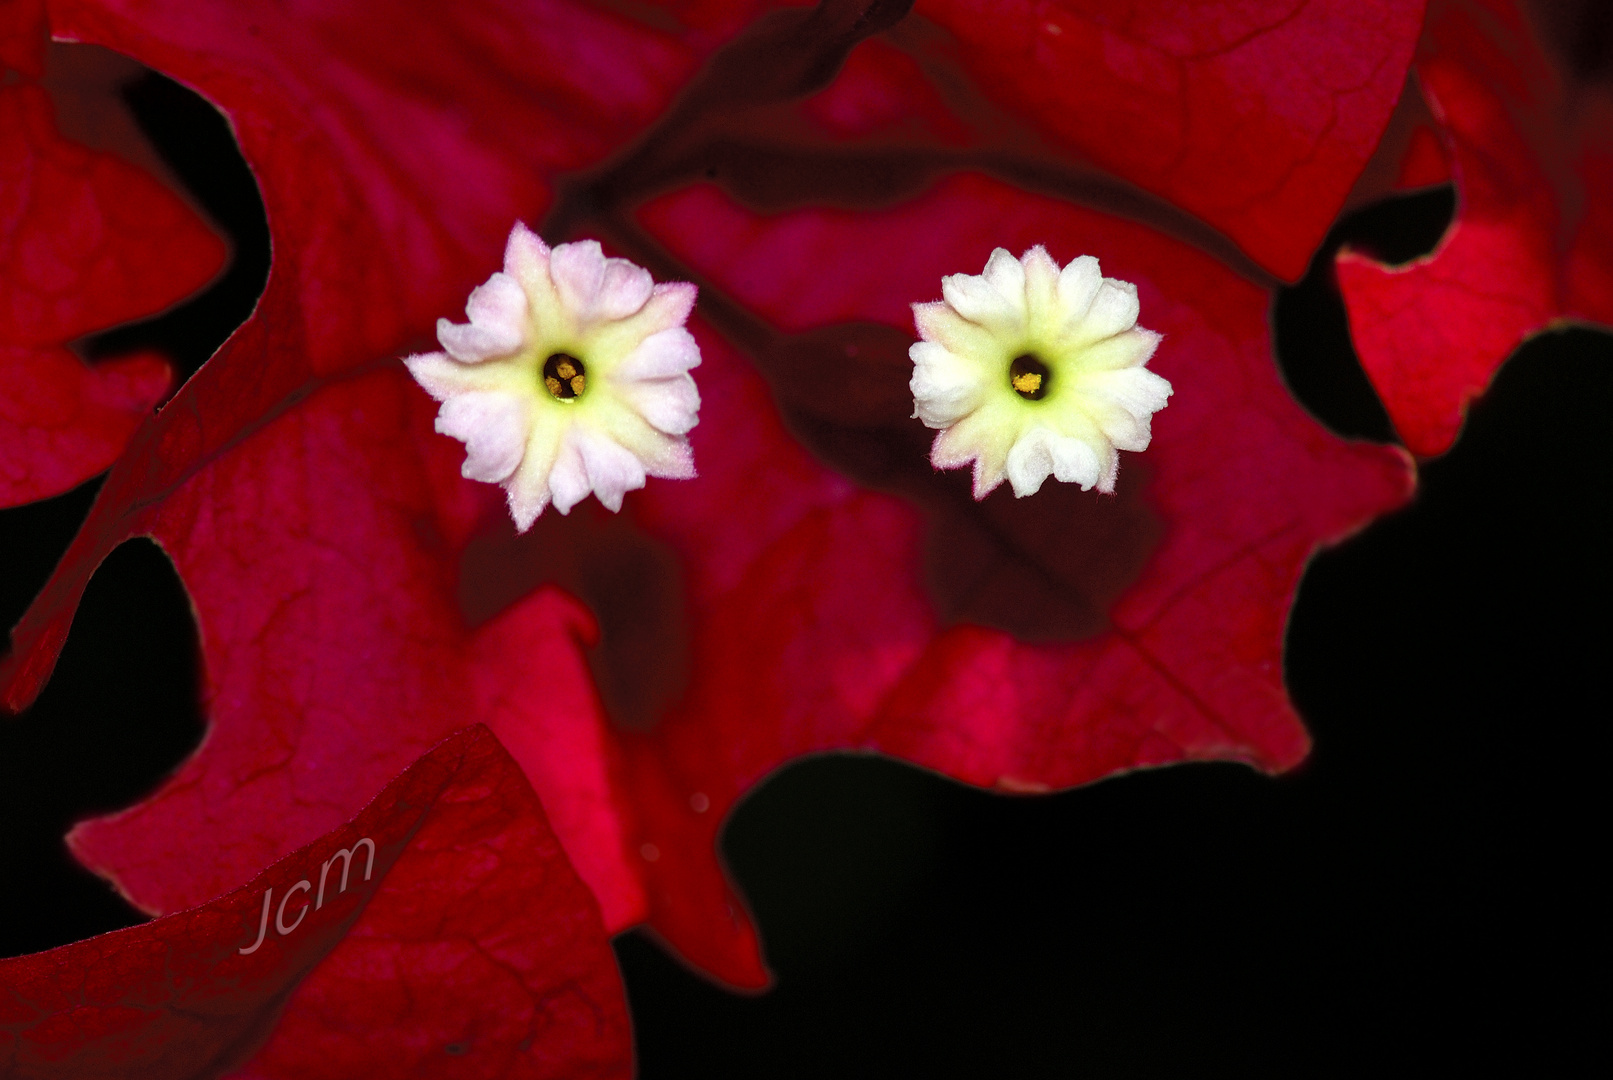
[1396,122,1454,190]
[1337,0,1613,457]
[0,343,169,507]
[1,1,1413,991]
[907,0,1428,281]
[0,0,792,980]
[0,45,223,506]
[610,174,1412,979]
[0,725,633,1079]
[0,0,46,79]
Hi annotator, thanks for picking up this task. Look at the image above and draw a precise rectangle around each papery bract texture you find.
[0,726,632,1080]
[1337,0,1613,457]
[1,21,224,506]
[0,0,793,982]
[606,174,1411,979]
[1,0,1413,992]
[1,0,773,722]
[911,0,1428,280]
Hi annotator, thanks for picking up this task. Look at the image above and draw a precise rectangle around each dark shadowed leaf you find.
[0,725,632,1080]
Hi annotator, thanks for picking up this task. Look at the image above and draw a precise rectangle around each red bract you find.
[911,0,1428,281]
[611,174,1411,978]
[0,726,633,1079]
[2,0,1416,991]
[1,5,223,507]
[1338,0,1613,457]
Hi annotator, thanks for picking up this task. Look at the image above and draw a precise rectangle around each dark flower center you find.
[1009,353,1051,400]
[543,352,587,400]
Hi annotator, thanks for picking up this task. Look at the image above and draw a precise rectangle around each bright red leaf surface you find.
[2,0,1412,991]
[0,725,632,1079]
[908,0,1428,281]
[1337,0,1613,457]
[1,8,223,507]
[609,174,1411,977]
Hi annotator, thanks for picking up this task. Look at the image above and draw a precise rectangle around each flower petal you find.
[614,325,703,382]
[571,423,649,513]
[942,265,1021,331]
[980,245,1028,321]
[434,390,528,483]
[1017,425,1108,495]
[550,240,657,328]
[436,272,527,362]
[909,340,984,427]
[1064,278,1141,348]
[616,373,701,436]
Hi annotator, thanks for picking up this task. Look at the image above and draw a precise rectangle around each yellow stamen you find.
[1012,371,1043,395]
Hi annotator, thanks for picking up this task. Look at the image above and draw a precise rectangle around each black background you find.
[2,60,1606,1078]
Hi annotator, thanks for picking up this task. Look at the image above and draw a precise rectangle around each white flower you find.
[406,223,701,529]
[910,246,1172,499]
